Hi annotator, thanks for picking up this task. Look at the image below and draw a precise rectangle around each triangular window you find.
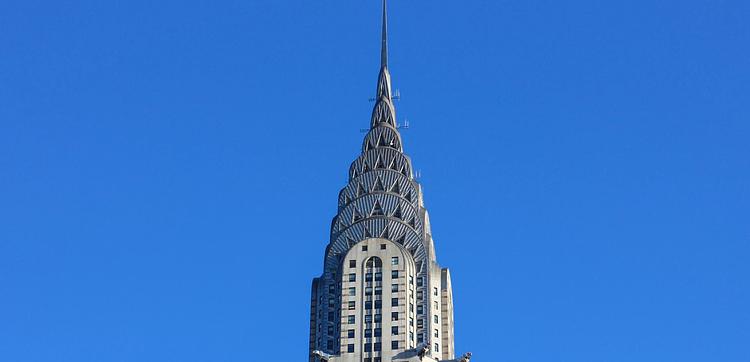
[353,208,363,222]
[373,178,385,192]
[409,217,417,228]
[376,156,385,169]
[393,205,403,219]
[372,201,385,216]
[357,183,366,197]
[390,182,401,194]
[405,192,412,202]
[378,135,388,147]
[363,162,371,172]
[381,227,390,239]
[364,227,372,238]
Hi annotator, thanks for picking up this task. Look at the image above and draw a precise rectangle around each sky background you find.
[1,0,749,361]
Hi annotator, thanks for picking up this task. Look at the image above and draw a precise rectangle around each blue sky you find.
[1,0,748,361]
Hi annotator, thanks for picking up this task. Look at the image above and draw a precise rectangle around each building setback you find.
[310,2,471,362]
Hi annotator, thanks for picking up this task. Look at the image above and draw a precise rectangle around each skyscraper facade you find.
[309,2,470,362]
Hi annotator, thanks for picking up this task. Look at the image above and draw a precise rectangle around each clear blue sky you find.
[1,1,748,361]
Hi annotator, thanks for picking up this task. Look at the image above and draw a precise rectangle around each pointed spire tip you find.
[381,0,388,68]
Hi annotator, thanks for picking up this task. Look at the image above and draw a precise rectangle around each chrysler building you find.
[309,2,471,362]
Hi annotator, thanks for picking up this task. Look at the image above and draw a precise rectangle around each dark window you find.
[417,277,424,287]
[434,315,439,323]
[434,329,439,338]
[349,287,356,296]
[348,315,355,324]
[391,312,399,321]
[365,329,372,338]
[380,244,387,250]
[327,340,333,350]
[349,273,356,282]
[365,301,372,310]
[348,301,355,310]
[392,341,399,349]
[392,284,399,292]
[348,329,355,338]
[417,305,423,315]
[374,286,382,295]
[328,326,334,335]
[417,291,424,300]
[362,245,368,252]
[392,298,399,307]
[392,270,399,279]
[434,343,439,352]
[392,326,399,335]
[375,300,382,309]
[374,314,382,322]
[347,344,354,353]
[374,272,382,281]
[374,328,382,337]
[434,287,438,296]
[350,260,356,268]
[365,315,372,323]
[391,257,399,265]
[364,344,372,352]
[374,342,381,351]
[417,333,424,343]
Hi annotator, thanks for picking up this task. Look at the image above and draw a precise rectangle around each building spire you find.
[371,0,395,128]
[381,0,388,68]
